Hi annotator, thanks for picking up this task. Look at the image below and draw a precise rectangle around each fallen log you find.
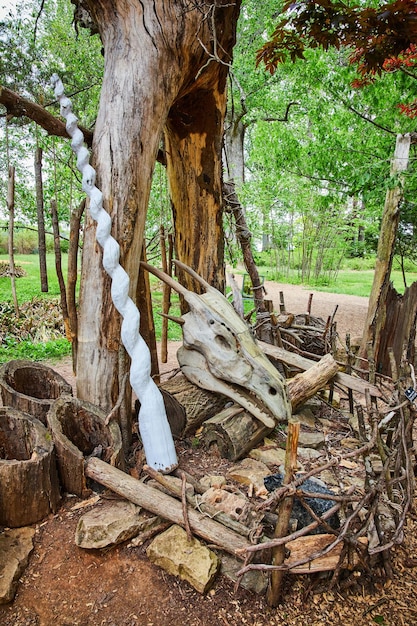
[259,341,382,398]
[287,353,339,411]
[159,374,229,435]
[201,405,268,461]
[85,457,251,559]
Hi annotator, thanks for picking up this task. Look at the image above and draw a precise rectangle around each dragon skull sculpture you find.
[142,260,291,428]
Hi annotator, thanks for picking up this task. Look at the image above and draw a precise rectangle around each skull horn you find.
[140,262,188,297]
[173,259,215,293]
[158,312,185,326]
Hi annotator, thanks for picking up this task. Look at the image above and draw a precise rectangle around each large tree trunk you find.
[165,84,226,295]
[76,1,241,410]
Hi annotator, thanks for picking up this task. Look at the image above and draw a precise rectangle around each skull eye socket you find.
[269,387,277,396]
[215,335,232,350]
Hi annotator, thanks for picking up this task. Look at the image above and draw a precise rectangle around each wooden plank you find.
[259,341,382,398]
[285,534,368,574]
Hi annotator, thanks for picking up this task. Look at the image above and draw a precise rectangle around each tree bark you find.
[47,396,124,498]
[0,360,73,426]
[165,82,227,295]
[75,0,241,410]
[359,133,412,375]
[160,374,229,435]
[0,407,61,527]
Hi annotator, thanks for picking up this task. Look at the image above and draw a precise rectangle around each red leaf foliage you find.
[257,0,417,74]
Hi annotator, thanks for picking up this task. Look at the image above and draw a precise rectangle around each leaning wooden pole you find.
[359,133,412,373]
[160,225,170,364]
[266,420,300,607]
[7,165,19,317]
[50,198,71,341]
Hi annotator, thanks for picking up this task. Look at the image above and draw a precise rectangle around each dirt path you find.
[263,280,369,340]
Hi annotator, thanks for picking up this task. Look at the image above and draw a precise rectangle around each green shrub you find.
[14,230,39,254]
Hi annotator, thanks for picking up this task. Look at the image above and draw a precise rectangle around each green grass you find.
[0,337,72,363]
[0,253,71,305]
[305,268,417,297]
[252,263,417,298]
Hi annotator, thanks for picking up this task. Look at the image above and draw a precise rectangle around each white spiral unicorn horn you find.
[51,74,177,473]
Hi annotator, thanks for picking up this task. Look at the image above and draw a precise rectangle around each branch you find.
[260,101,300,123]
[0,85,93,147]
[343,101,396,135]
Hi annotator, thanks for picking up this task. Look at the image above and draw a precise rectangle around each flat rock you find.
[219,553,268,594]
[297,430,325,449]
[291,408,316,429]
[75,500,143,549]
[249,445,286,467]
[227,457,271,496]
[298,447,322,461]
[146,525,219,594]
[0,527,35,604]
[200,474,226,490]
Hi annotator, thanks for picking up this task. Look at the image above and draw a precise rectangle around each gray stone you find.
[219,553,268,594]
[298,430,325,449]
[146,525,219,593]
[0,527,35,604]
[291,407,316,429]
[75,500,143,548]
[298,447,322,461]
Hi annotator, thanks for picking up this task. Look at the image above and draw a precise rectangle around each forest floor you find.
[1,281,417,626]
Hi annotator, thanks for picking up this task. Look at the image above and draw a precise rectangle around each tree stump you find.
[201,405,272,461]
[0,406,61,527]
[0,360,73,425]
[47,396,124,498]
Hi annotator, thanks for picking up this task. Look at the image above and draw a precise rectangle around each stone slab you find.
[147,524,219,593]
